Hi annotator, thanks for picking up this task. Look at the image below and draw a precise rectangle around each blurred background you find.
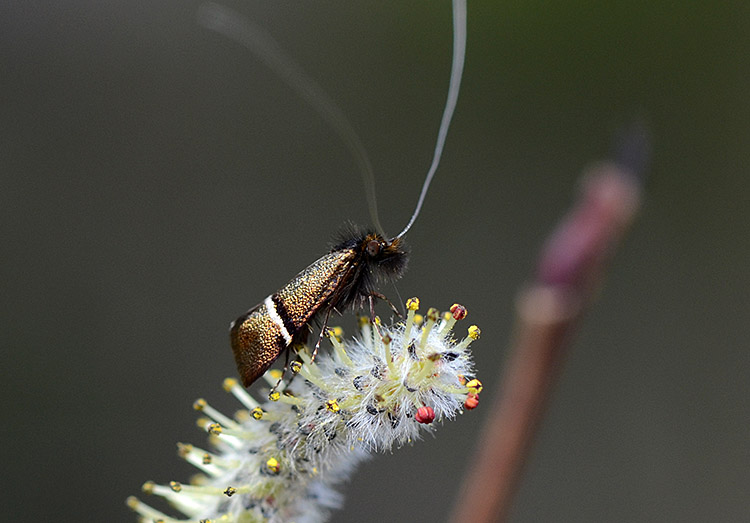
[2,1,749,521]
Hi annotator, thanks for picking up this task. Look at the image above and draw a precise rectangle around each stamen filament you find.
[419,308,439,352]
[126,496,178,522]
[329,328,353,367]
[193,399,239,430]
[222,378,260,410]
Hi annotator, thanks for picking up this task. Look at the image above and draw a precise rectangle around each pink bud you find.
[415,406,436,424]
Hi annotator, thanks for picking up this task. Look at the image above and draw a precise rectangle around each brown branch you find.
[449,127,647,523]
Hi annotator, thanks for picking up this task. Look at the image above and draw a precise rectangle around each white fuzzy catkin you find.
[128,298,482,523]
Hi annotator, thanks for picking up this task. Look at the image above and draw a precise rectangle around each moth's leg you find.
[270,347,291,395]
[311,307,333,364]
[371,291,403,319]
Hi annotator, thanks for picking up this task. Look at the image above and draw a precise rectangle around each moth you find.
[230,229,408,387]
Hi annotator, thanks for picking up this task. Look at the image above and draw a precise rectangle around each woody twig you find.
[450,123,649,523]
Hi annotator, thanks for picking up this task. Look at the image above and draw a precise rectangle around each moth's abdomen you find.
[230,298,289,387]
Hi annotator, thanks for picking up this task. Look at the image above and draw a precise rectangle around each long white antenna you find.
[396,0,467,239]
[198,2,387,237]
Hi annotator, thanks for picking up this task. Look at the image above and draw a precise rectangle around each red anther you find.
[415,406,436,424]
[450,303,467,320]
[464,393,479,410]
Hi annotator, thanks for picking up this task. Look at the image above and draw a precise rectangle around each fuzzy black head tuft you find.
[332,226,409,279]
[330,225,409,310]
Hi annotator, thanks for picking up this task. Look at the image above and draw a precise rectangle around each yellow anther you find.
[325,399,340,413]
[223,486,237,497]
[466,378,483,394]
[413,314,424,325]
[268,390,281,402]
[332,326,344,337]
[268,369,283,380]
[266,457,281,474]
[374,316,381,326]
[207,423,222,435]
[193,398,207,411]
[169,481,182,492]
[426,307,439,322]
[176,443,192,457]
[251,407,264,420]
[125,496,139,509]
[443,311,452,321]
[141,481,155,494]
[222,378,238,391]
[290,361,302,373]
[202,453,212,465]
[468,325,481,340]
[358,316,370,327]
[406,297,420,310]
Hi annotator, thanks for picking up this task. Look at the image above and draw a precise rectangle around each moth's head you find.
[362,233,409,279]
[332,225,410,280]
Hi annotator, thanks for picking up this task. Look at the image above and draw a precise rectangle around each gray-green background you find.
[2,1,748,521]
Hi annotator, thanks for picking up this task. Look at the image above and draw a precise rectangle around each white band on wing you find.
[264,295,292,346]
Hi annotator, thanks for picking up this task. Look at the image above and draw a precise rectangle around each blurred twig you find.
[449,124,649,523]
